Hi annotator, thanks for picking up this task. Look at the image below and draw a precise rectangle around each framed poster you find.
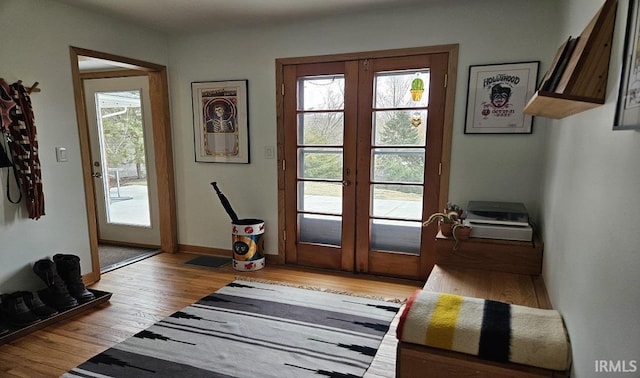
[615,0,640,130]
[192,80,250,163]
[464,61,539,134]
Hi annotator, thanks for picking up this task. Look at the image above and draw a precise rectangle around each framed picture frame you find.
[615,0,640,130]
[192,80,250,163]
[464,61,539,134]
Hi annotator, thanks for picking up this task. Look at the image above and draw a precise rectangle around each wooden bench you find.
[396,265,570,377]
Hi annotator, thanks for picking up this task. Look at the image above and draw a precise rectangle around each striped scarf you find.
[0,79,45,219]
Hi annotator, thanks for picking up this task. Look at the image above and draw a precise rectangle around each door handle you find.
[342,180,350,186]
[92,172,102,178]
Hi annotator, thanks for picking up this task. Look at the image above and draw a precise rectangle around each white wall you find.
[540,0,640,376]
[168,0,560,254]
[0,0,168,292]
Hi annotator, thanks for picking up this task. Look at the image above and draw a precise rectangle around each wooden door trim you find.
[277,44,459,66]
[282,65,298,265]
[276,44,458,270]
[70,47,177,285]
[340,61,359,272]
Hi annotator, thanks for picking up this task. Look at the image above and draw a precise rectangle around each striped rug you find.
[63,280,402,377]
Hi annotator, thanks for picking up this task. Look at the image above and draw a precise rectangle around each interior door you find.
[283,53,449,280]
[83,76,160,246]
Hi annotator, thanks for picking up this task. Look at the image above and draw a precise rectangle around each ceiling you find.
[55,0,427,34]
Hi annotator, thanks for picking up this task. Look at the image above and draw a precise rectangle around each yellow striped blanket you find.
[397,290,571,371]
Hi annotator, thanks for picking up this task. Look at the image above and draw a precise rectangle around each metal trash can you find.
[231,218,265,271]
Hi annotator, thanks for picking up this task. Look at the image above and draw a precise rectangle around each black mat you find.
[99,244,160,272]
[184,255,232,268]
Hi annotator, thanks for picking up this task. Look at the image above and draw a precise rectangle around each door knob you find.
[342,180,350,186]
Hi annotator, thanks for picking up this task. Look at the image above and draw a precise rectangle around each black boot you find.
[32,259,78,311]
[13,291,58,320]
[0,320,9,336]
[53,254,95,303]
[0,293,41,327]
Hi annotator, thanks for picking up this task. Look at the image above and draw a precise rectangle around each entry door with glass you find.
[282,52,450,280]
[83,76,160,246]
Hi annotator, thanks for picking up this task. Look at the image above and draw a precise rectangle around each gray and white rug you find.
[63,280,402,377]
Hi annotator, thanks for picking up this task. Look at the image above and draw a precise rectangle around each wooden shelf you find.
[524,0,617,119]
[0,289,112,346]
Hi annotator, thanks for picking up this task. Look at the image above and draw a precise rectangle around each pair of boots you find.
[0,291,58,327]
[32,254,95,311]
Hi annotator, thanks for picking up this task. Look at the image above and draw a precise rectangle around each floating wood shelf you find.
[524,0,617,119]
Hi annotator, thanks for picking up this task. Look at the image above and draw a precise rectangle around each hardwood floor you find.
[0,252,422,377]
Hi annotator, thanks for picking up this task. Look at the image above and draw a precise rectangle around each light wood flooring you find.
[0,252,422,377]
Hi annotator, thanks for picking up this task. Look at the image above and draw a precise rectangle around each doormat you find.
[184,255,231,268]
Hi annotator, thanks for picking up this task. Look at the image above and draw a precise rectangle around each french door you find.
[281,48,454,280]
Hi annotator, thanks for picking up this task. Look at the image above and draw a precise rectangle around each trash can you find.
[231,218,265,271]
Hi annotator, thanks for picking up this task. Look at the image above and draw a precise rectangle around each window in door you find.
[368,69,429,254]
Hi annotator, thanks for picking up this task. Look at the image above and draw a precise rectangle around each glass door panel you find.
[370,219,422,254]
[373,110,427,145]
[371,184,423,220]
[84,76,160,246]
[374,70,430,108]
[95,90,151,227]
[296,75,345,247]
[369,69,429,255]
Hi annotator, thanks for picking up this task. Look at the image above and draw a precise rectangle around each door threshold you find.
[100,249,161,273]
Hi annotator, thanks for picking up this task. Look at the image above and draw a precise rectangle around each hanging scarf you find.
[0,79,22,204]
[0,79,45,219]
[0,79,16,133]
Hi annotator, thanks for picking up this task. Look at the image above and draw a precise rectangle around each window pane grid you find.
[368,69,431,255]
[370,184,423,220]
[372,110,427,147]
[297,180,342,214]
[371,148,425,184]
[374,69,430,109]
[295,74,345,248]
[297,76,345,111]
[297,111,344,146]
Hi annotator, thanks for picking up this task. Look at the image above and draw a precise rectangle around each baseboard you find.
[178,244,233,257]
[177,244,279,265]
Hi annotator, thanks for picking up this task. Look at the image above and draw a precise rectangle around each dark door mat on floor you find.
[185,255,232,268]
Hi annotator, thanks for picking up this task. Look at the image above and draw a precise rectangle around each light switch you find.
[56,147,68,162]
[264,146,275,159]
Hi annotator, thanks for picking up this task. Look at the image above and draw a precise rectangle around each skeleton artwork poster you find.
[192,80,250,163]
[465,62,538,134]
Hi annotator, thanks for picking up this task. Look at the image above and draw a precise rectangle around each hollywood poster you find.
[465,62,538,134]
